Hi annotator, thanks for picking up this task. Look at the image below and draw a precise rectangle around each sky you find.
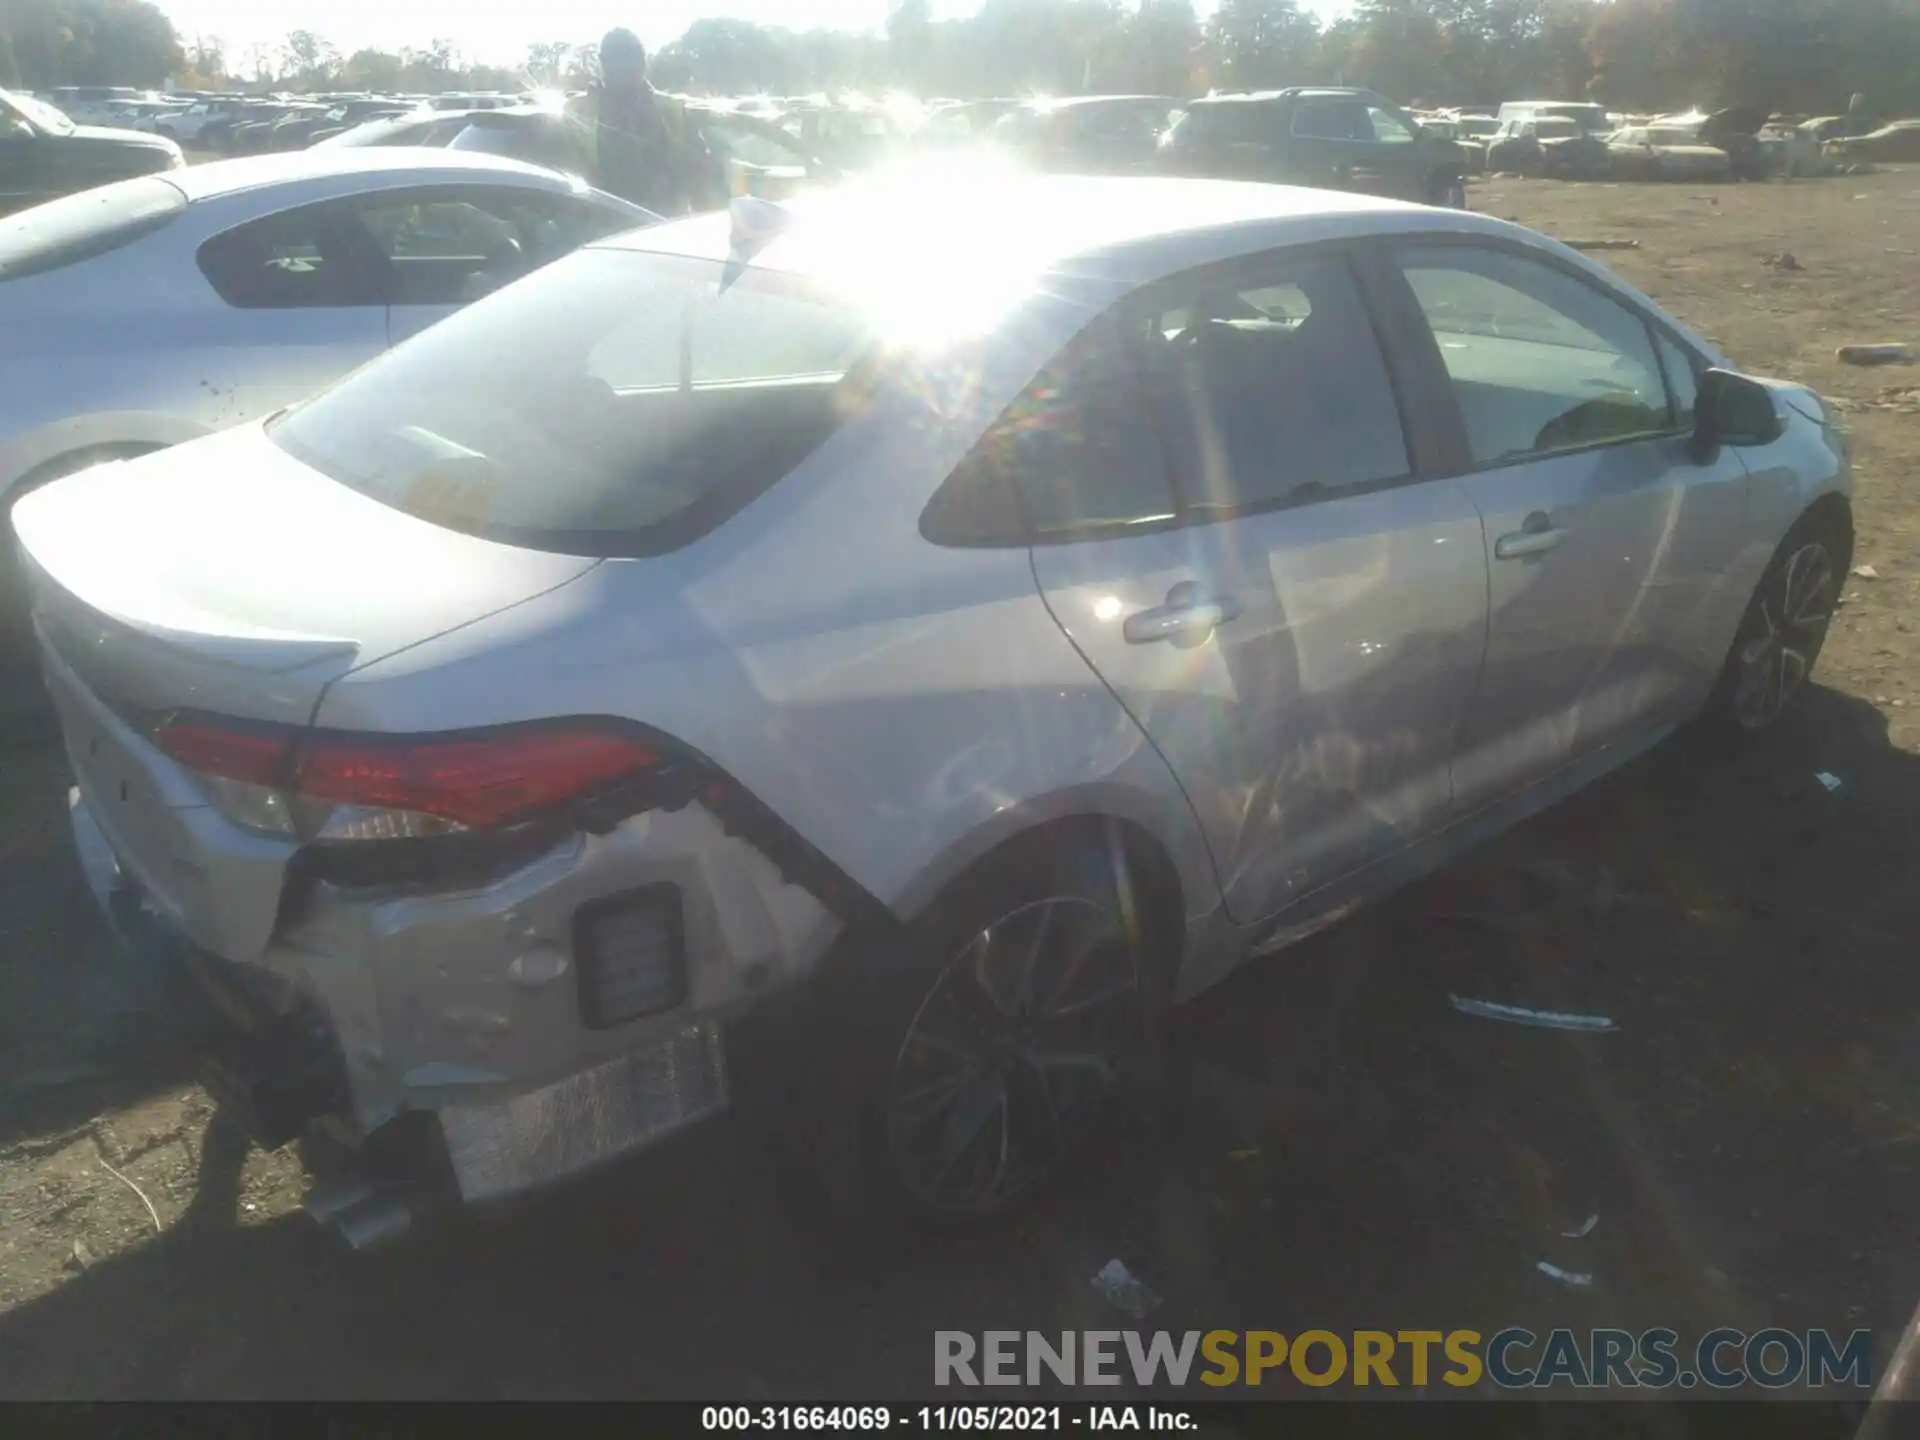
[158,0,1345,72]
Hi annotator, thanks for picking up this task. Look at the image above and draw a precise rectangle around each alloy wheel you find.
[885,895,1142,1218]
[1731,540,1836,730]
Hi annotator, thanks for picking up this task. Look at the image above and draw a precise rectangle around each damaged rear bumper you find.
[70,790,735,1224]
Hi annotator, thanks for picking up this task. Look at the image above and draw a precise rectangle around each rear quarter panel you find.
[315,339,1224,946]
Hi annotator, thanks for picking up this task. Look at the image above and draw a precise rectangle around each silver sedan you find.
[0,146,653,510]
[17,175,1851,1242]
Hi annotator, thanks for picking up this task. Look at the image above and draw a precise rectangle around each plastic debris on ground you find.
[1536,1260,1596,1289]
[1837,344,1913,366]
[1815,772,1845,793]
[1853,564,1882,580]
[1091,1258,1162,1320]
[1448,994,1619,1033]
[1561,1213,1600,1240]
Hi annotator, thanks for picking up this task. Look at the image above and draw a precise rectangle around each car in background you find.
[1,87,183,218]
[1606,121,1734,182]
[1496,100,1611,137]
[370,101,840,205]
[14,175,1852,1243]
[154,96,250,144]
[1158,88,1467,206]
[427,93,527,112]
[1485,113,1610,177]
[302,100,415,148]
[41,86,149,127]
[992,95,1176,174]
[205,101,305,154]
[1645,107,1770,180]
[317,107,495,150]
[782,102,909,170]
[95,99,181,133]
[911,97,1024,150]
[0,147,655,663]
[1443,113,1499,172]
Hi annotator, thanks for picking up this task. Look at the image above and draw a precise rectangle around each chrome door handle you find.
[1495,526,1566,560]
[1124,594,1243,646]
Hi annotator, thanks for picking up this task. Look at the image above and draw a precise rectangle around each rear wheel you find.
[1703,513,1844,735]
[760,825,1172,1232]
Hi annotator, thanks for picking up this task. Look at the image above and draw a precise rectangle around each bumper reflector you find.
[438,1021,728,1203]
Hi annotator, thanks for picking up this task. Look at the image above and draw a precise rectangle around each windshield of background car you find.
[2,89,76,134]
[1533,118,1579,139]
[269,247,879,556]
[0,174,185,280]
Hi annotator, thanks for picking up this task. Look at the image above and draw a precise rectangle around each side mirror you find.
[1692,367,1782,461]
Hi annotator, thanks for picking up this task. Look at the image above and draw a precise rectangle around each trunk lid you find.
[13,421,601,726]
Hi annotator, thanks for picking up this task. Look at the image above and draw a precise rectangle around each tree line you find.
[3,0,1917,116]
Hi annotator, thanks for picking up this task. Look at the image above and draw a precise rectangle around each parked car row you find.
[1,137,1853,1248]
[1,87,184,218]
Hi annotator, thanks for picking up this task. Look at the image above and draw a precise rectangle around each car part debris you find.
[1536,1260,1595,1289]
[1837,345,1913,366]
[1449,995,1618,1033]
[1561,1212,1600,1239]
[1852,565,1881,579]
[1815,772,1845,793]
[1092,1258,1162,1320]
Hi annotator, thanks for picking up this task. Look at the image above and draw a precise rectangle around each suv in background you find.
[1158,88,1466,207]
[0,87,183,217]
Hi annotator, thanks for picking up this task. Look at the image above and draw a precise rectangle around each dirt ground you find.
[0,168,1917,1404]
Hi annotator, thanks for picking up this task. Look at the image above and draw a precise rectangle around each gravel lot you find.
[0,167,1916,1403]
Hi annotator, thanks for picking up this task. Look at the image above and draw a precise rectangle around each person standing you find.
[564,29,715,215]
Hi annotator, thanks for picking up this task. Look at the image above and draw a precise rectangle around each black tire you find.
[1700,510,1846,737]
[750,823,1172,1236]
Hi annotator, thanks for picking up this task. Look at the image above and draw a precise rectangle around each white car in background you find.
[0,146,653,675]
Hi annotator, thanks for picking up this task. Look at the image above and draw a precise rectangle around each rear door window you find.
[1125,252,1411,511]
[922,315,1179,546]
[198,202,388,309]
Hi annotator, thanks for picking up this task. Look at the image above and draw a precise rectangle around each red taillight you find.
[154,716,293,787]
[296,729,658,830]
[155,715,660,832]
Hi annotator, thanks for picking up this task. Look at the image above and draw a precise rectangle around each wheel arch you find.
[886,783,1216,938]
[1798,490,1855,575]
[1,412,207,504]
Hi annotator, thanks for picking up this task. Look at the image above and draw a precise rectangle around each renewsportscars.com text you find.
[934,1328,1873,1390]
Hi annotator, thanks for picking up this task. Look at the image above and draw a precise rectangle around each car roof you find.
[161,146,568,202]
[607,173,1426,290]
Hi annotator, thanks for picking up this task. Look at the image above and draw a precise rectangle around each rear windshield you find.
[270,247,878,557]
[0,175,185,280]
